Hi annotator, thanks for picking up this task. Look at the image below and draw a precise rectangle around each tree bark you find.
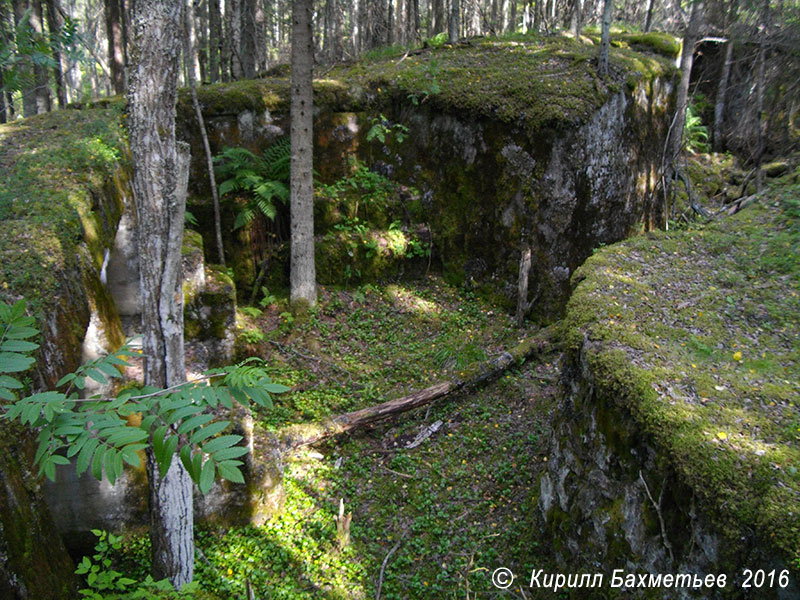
[241,0,256,78]
[667,1,703,178]
[45,0,68,107]
[448,0,459,42]
[644,0,654,31]
[712,39,733,151]
[431,0,444,35]
[226,0,242,79]
[599,0,612,77]
[754,17,767,191]
[208,0,221,81]
[290,0,316,307]
[128,0,193,588]
[105,0,126,94]
[30,0,50,112]
[282,331,553,450]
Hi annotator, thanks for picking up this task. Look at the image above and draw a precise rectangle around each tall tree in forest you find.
[127,0,194,587]
[665,0,703,218]
[290,0,316,307]
[449,0,459,42]
[105,0,125,94]
[29,0,49,112]
[241,0,256,78]
[208,0,221,81]
[184,0,225,266]
[44,0,67,106]
[599,0,612,76]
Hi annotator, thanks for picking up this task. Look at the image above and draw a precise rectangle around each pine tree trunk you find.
[290,0,317,307]
[105,0,126,94]
[667,1,702,176]
[254,0,266,73]
[448,0,459,42]
[45,0,68,107]
[712,39,733,151]
[644,0,654,31]
[241,0,256,78]
[184,0,225,266]
[13,0,41,116]
[431,0,443,35]
[599,0,612,76]
[209,0,221,81]
[196,0,208,82]
[128,0,194,588]
[754,0,768,192]
[227,0,242,79]
[30,0,50,112]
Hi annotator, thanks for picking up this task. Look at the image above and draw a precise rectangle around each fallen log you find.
[280,326,556,451]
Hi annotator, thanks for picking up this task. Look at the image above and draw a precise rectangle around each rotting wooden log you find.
[280,326,555,451]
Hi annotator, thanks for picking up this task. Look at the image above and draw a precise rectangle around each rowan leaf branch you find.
[0,299,288,494]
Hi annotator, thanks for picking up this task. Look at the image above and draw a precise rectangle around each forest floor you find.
[118,278,562,599]
[111,160,798,600]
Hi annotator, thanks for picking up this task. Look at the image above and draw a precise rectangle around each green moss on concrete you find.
[563,180,800,570]
[328,35,673,137]
[0,107,129,380]
[179,79,286,116]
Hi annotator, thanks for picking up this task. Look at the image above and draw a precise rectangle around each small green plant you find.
[366,114,409,145]
[434,341,487,370]
[426,31,449,49]
[408,58,441,105]
[75,530,137,599]
[76,530,202,600]
[258,286,278,308]
[239,327,266,345]
[213,137,291,229]
[684,103,710,154]
[240,306,262,318]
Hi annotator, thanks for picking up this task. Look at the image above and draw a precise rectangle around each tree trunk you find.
[195,0,208,82]
[13,0,42,116]
[324,0,335,61]
[599,0,612,76]
[226,0,242,79]
[754,18,767,191]
[105,0,126,94]
[448,0,459,42]
[667,1,703,177]
[283,331,553,449]
[644,0,654,31]
[30,0,50,112]
[570,0,583,40]
[208,0,221,81]
[45,0,68,107]
[254,0,266,73]
[290,0,317,307]
[712,39,733,151]
[431,0,444,35]
[241,0,256,78]
[184,0,202,83]
[128,0,193,588]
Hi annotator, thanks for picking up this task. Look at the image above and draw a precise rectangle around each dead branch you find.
[280,328,555,451]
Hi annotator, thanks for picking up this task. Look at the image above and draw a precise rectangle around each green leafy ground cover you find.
[108,279,560,599]
[564,174,800,567]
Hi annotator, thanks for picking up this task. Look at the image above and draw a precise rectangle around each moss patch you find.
[563,178,800,569]
[0,107,129,382]
[329,35,672,137]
